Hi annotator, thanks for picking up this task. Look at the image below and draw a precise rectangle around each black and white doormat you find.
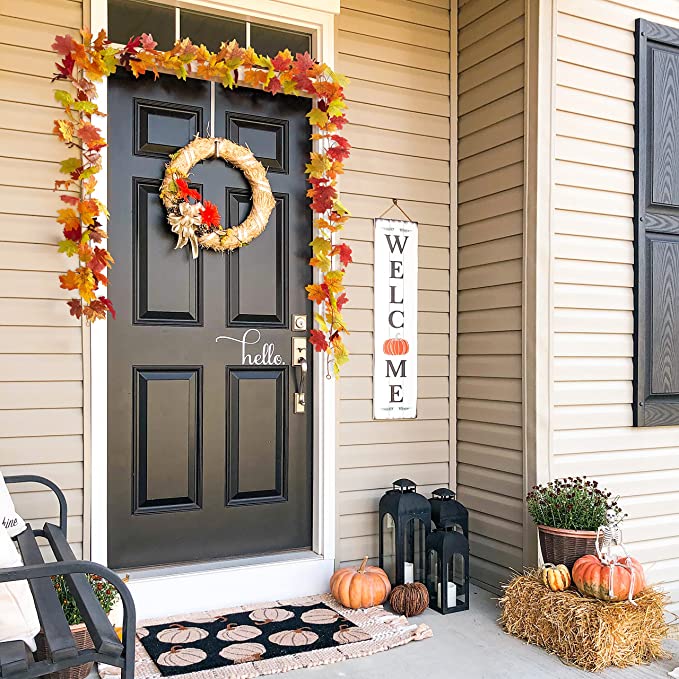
[108,594,432,679]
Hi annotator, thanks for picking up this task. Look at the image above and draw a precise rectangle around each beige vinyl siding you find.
[552,0,679,613]
[336,0,452,567]
[456,0,524,590]
[0,0,85,558]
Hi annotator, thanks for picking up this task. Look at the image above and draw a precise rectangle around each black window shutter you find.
[635,19,679,425]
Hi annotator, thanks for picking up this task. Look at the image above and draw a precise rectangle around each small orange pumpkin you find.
[383,337,409,356]
[330,556,391,609]
[572,554,646,602]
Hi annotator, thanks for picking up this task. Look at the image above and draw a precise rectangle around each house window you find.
[107,0,312,56]
[634,19,679,426]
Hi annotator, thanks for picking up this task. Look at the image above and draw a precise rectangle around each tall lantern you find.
[429,488,469,538]
[425,529,470,614]
[379,479,431,586]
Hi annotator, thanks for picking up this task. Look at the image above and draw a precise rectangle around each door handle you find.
[294,357,307,414]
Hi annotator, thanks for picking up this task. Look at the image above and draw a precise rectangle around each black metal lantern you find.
[425,529,470,614]
[429,488,469,538]
[379,479,431,586]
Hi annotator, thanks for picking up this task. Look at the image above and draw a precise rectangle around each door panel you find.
[107,70,313,569]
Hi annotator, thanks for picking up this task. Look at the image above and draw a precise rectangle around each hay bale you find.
[499,571,671,672]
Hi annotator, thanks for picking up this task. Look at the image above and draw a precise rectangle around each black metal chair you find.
[0,475,135,679]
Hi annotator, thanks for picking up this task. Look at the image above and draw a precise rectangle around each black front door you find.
[107,70,313,569]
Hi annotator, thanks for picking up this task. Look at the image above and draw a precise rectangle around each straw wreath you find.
[160,136,276,257]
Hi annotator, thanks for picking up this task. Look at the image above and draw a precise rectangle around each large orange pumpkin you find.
[330,556,391,609]
[572,554,645,602]
[383,337,409,356]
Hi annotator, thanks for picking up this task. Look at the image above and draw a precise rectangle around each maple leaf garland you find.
[52,31,352,375]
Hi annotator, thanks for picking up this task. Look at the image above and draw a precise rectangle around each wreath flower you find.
[51,30,352,375]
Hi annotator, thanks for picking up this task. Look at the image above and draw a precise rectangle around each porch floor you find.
[281,586,678,679]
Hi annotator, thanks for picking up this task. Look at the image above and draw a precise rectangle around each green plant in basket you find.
[526,477,625,531]
[52,574,119,625]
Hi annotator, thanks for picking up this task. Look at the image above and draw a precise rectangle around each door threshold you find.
[119,551,335,619]
[121,549,321,582]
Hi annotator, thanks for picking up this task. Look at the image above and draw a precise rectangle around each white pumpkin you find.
[156,625,209,644]
[300,608,341,625]
[248,607,293,624]
[269,628,319,647]
[157,646,207,667]
[333,625,371,645]
[219,642,266,663]
[216,624,262,642]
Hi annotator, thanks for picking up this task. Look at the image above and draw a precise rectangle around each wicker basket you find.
[36,623,93,679]
[538,525,597,569]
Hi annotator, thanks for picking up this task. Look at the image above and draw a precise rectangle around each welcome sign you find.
[373,218,418,419]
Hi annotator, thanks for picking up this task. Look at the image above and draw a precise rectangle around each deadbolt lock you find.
[292,314,307,331]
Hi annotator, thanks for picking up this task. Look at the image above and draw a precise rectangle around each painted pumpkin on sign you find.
[383,337,409,356]
[248,607,293,624]
[156,625,208,644]
[541,563,571,592]
[219,643,266,663]
[270,628,319,647]
[157,646,207,667]
[333,625,371,645]
[216,624,262,642]
[572,554,645,602]
[330,556,391,609]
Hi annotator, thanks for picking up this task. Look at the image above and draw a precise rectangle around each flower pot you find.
[36,623,93,679]
[537,525,597,570]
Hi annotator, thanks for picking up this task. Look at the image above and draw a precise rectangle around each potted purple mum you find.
[526,477,625,569]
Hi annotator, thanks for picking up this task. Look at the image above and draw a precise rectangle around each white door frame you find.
[86,0,339,618]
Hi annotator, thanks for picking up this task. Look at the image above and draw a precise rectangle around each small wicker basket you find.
[538,525,597,569]
[36,623,93,679]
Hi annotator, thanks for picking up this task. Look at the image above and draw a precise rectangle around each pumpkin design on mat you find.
[333,625,371,645]
[541,563,571,592]
[330,556,391,609]
[249,607,294,624]
[136,627,149,639]
[216,624,262,643]
[156,624,209,644]
[383,337,409,356]
[300,608,342,625]
[157,646,207,667]
[270,628,319,647]
[572,554,646,602]
[219,642,266,664]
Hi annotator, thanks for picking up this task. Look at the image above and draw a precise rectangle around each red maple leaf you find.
[63,224,81,241]
[88,246,114,273]
[67,298,82,319]
[333,242,353,268]
[272,51,293,72]
[199,200,221,228]
[308,179,336,214]
[52,34,76,56]
[327,135,351,162]
[329,115,347,130]
[78,122,106,150]
[309,328,329,353]
[54,54,75,80]
[176,178,202,202]
[98,296,116,319]
[336,292,349,311]
[265,77,282,95]
[60,195,79,206]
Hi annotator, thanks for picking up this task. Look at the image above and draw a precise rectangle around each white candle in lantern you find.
[404,561,414,583]
[437,581,457,609]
